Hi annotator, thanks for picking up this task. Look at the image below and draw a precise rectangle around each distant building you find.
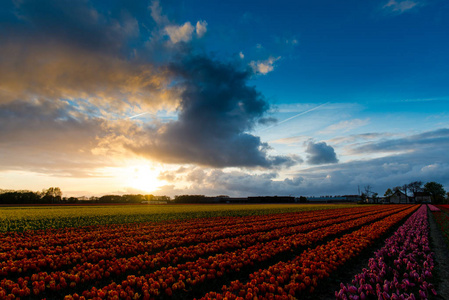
[306,195,360,203]
[217,197,247,204]
[387,190,412,204]
[247,196,295,203]
[413,192,431,203]
[141,200,167,204]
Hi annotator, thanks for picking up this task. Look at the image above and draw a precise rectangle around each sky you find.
[1,0,448,198]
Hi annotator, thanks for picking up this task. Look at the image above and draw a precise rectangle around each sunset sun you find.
[124,164,164,193]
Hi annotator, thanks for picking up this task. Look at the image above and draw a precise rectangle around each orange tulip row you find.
[66,206,414,300]
[0,206,386,299]
[0,208,390,295]
[0,210,304,254]
[0,207,374,279]
[202,205,419,300]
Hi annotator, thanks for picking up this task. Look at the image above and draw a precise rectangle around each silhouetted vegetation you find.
[0,187,62,204]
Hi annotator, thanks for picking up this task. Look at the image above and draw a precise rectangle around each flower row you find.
[0,211,300,253]
[437,205,449,214]
[427,204,440,211]
[66,206,414,300]
[200,205,418,300]
[432,210,449,243]
[336,204,436,300]
[0,207,370,278]
[0,206,392,298]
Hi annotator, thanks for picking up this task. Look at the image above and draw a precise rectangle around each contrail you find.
[260,102,329,132]
[128,112,150,119]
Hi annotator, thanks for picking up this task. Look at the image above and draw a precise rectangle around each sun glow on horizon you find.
[123,163,166,193]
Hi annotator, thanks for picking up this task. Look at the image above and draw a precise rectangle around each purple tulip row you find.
[427,204,440,212]
[335,205,436,300]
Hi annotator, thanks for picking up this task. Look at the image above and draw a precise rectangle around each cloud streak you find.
[351,128,449,154]
[383,0,421,14]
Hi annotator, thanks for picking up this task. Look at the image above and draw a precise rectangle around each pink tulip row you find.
[336,205,436,300]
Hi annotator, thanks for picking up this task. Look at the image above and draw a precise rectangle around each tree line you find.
[1,181,448,205]
[0,188,170,205]
[383,181,447,204]
[0,187,62,204]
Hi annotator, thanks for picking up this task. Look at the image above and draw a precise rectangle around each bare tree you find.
[364,185,373,197]
[408,181,423,194]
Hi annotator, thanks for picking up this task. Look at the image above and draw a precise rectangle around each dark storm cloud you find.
[1,0,298,172]
[305,141,339,165]
[3,0,141,53]
[130,55,297,168]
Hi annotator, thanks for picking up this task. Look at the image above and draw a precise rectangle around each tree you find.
[408,181,423,202]
[364,185,373,197]
[359,192,367,203]
[384,188,393,197]
[408,181,423,194]
[372,192,379,204]
[41,187,62,203]
[393,186,401,193]
[424,182,446,204]
[298,196,307,203]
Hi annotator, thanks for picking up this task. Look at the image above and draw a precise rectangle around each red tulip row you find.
[0,206,392,299]
[200,205,418,300]
[432,210,449,243]
[0,211,304,253]
[0,206,385,278]
[1,207,359,256]
[437,204,449,214]
[67,206,415,300]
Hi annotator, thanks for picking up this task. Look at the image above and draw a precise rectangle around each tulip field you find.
[0,203,447,299]
[430,205,449,245]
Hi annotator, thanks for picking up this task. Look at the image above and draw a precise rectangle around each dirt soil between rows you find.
[428,208,449,300]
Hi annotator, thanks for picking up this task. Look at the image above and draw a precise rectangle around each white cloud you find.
[149,0,168,25]
[421,164,438,173]
[196,20,207,37]
[319,119,370,134]
[149,1,207,44]
[383,0,420,13]
[164,22,195,43]
[239,52,244,59]
[250,56,281,75]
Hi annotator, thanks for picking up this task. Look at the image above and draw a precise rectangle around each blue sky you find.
[0,0,448,197]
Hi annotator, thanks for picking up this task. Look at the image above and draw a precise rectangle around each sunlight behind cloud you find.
[112,161,167,193]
